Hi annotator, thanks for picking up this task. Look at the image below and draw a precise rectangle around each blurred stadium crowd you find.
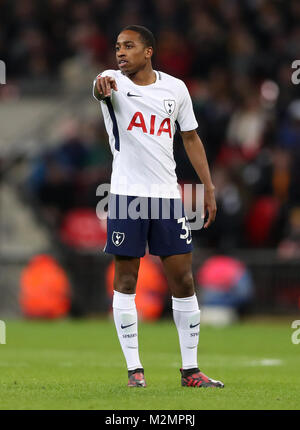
[1,0,300,257]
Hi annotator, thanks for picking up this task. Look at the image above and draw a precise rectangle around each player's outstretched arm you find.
[93,75,118,100]
[181,130,216,229]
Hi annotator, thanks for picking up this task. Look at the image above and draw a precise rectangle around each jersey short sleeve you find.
[176,81,198,132]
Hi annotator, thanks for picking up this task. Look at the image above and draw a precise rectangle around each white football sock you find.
[172,295,200,370]
[112,290,143,371]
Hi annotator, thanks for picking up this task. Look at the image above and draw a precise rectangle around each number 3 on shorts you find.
[177,216,192,244]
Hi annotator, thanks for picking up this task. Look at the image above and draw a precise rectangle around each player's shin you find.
[172,295,200,370]
[112,290,143,371]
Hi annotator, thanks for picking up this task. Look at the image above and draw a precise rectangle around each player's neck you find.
[126,64,156,86]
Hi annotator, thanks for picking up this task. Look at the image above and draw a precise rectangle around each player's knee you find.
[174,271,194,296]
[114,273,137,294]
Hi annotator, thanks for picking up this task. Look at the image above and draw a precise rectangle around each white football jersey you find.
[93,69,198,198]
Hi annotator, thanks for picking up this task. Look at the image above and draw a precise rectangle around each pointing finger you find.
[109,78,118,91]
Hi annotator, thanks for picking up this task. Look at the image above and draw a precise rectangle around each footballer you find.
[93,25,224,388]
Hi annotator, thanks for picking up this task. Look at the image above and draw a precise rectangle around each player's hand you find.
[96,76,118,98]
[203,186,217,228]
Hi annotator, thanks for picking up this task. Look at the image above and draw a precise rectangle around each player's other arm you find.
[93,74,118,100]
[181,130,216,228]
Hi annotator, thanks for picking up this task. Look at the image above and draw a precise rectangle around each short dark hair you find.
[122,25,156,54]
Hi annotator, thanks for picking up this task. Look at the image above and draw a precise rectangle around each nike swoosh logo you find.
[121,322,136,329]
[127,92,142,97]
[190,322,200,328]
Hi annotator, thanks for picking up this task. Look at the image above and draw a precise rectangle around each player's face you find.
[115,30,152,74]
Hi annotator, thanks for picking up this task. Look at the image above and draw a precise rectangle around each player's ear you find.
[145,47,153,59]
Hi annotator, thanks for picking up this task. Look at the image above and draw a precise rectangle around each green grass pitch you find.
[0,318,299,410]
